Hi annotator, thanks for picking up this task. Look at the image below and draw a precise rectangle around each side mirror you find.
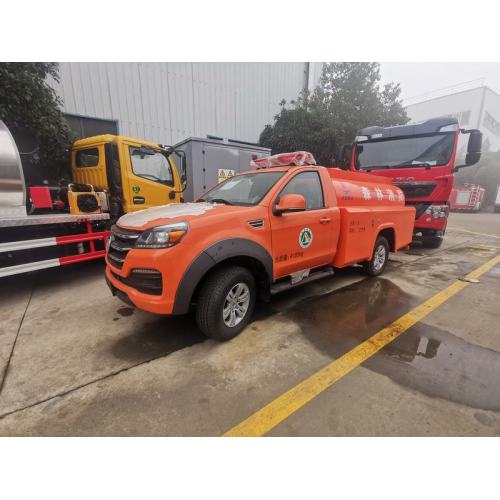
[173,150,187,189]
[181,156,187,186]
[273,194,306,215]
[339,144,352,170]
[454,130,483,171]
[466,130,482,166]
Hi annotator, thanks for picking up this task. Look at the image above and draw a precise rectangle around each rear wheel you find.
[196,266,256,341]
[363,236,389,276]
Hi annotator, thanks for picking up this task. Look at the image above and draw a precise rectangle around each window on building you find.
[65,114,118,139]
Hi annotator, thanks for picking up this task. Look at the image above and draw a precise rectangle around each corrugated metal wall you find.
[49,62,313,145]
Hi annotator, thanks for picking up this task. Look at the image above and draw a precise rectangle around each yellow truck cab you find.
[71,134,186,217]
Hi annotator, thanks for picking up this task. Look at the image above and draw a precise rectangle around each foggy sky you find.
[380,62,500,105]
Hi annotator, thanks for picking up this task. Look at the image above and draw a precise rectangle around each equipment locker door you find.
[202,144,238,192]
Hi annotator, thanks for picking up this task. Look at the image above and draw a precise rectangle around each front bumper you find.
[105,264,175,315]
[413,204,449,232]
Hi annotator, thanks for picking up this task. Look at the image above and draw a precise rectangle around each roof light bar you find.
[251,151,316,168]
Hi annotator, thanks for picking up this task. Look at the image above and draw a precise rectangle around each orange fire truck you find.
[105,151,415,340]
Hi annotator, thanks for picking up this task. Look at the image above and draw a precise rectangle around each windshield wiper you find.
[393,161,435,169]
[360,165,390,171]
[207,198,233,205]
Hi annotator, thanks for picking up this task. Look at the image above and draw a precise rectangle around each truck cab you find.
[343,117,482,248]
[71,135,187,217]
[105,151,414,341]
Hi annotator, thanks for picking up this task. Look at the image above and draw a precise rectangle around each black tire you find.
[196,266,256,341]
[421,235,444,249]
[362,236,389,276]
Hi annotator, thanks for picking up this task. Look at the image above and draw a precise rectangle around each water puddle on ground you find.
[111,314,206,363]
[289,277,500,411]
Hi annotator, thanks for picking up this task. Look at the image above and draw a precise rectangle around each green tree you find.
[259,62,409,165]
[0,62,73,181]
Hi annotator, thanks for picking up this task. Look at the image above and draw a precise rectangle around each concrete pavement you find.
[0,212,499,435]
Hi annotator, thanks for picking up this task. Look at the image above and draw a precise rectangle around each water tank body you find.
[328,168,406,208]
[0,121,27,218]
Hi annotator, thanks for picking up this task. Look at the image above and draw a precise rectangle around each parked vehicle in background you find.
[495,186,500,213]
[105,152,415,341]
[449,184,485,212]
[173,136,270,202]
[341,117,482,248]
[0,121,110,277]
[0,121,187,277]
[72,134,187,218]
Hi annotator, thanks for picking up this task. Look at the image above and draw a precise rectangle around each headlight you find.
[135,222,188,249]
[424,205,448,219]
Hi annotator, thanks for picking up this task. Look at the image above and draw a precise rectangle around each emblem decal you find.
[299,227,313,249]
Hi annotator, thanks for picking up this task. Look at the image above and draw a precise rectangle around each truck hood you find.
[118,202,242,230]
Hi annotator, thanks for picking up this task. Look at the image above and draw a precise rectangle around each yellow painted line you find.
[224,254,500,437]
[451,228,500,240]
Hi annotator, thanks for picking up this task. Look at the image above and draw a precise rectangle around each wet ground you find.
[0,212,499,435]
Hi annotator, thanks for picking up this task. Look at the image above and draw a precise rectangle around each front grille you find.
[108,224,141,269]
[393,182,436,199]
[111,269,163,295]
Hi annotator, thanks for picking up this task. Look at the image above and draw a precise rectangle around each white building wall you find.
[406,86,500,153]
[48,62,314,145]
[480,87,500,152]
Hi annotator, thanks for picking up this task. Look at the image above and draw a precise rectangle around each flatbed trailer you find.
[0,212,110,277]
[0,121,111,277]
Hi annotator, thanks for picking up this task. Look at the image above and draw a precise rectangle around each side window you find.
[75,148,99,167]
[278,171,324,209]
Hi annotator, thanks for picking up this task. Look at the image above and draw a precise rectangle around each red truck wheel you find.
[421,235,444,248]
[363,236,389,276]
[196,266,256,341]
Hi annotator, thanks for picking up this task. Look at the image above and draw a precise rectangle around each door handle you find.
[319,217,331,224]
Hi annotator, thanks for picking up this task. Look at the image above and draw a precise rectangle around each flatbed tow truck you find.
[105,151,415,340]
[0,120,187,277]
[0,122,112,277]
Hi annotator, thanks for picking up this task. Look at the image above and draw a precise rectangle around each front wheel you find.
[196,266,256,341]
[362,236,389,276]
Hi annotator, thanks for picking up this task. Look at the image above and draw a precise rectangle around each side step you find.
[270,267,334,295]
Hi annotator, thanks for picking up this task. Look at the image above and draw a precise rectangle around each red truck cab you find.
[344,117,482,248]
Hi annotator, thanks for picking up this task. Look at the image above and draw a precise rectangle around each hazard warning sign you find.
[218,169,235,183]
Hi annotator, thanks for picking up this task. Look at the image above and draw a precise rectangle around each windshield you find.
[129,146,174,185]
[356,133,455,170]
[200,171,285,206]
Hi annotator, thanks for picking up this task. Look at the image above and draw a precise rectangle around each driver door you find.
[120,141,180,212]
[270,171,337,279]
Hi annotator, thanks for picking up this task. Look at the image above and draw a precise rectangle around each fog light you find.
[131,268,161,275]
